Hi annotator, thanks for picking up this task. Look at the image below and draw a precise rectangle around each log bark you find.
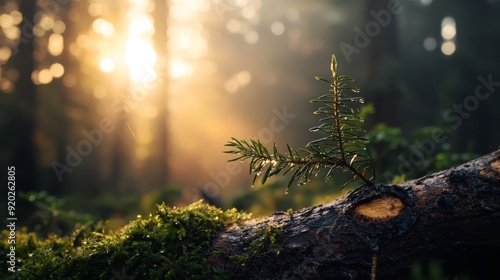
[209,149,500,279]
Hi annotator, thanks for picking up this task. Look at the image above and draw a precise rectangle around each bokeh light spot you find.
[244,30,259,44]
[441,41,456,56]
[93,18,115,38]
[53,20,66,34]
[100,58,115,73]
[50,63,65,78]
[441,17,456,40]
[48,33,64,56]
[271,21,285,35]
[0,46,12,64]
[38,69,54,84]
[423,37,437,51]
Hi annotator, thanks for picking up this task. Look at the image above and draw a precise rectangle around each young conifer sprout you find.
[225,54,374,192]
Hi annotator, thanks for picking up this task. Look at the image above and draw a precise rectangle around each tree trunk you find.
[11,0,38,220]
[209,149,500,279]
[152,0,169,189]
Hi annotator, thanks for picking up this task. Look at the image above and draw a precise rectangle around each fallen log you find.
[209,149,500,279]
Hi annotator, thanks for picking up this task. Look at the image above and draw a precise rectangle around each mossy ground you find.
[0,200,251,279]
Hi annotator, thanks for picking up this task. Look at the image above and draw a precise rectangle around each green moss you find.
[1,200,251,280]
[230,222,283,274]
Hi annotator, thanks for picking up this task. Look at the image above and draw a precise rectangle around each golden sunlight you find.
[167,0,209,79]
[125,36,157,83]
[99,58,114,73]
[124,0,157,84]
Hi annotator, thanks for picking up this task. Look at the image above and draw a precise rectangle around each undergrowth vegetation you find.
[0,200,251,279]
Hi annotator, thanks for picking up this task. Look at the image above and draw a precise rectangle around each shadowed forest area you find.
[1,0,500,279]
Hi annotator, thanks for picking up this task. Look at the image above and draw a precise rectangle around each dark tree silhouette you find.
[10,0,38,220]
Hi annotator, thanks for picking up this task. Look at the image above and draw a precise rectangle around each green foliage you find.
[226,54,374,192]
[366,123,478,182]
[0,200,251,279]
[19,191,96,237]
[410,260,472,280]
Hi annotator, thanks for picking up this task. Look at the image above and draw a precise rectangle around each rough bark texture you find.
[209,150,500,279]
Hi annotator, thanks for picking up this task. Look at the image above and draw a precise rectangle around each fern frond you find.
[225,54,374,192]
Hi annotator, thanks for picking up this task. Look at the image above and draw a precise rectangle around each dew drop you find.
[359,98,365,104]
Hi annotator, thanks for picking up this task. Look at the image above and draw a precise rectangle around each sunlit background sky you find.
[1,0,500,221]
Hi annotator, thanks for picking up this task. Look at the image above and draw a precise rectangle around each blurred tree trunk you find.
[11,0,38,219]
[364,0,401,128]
[108,106,129,191]
[209,150,500,279]
[152,0,169,188]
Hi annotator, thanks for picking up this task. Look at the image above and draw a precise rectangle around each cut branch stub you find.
[353,195,403,221]
[346,185,419,240]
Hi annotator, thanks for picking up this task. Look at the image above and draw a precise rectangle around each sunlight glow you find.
[92,18,115,38]
[93,85,107,99]
[125,36,157,82]
[168,1,211,79]
[128,15,154,35]
[125,0,157,83]
[169,0,210,21]
[100,58,115,73]
[88,3,107,17]
[217,0,262,44]
[169,58,193,79]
